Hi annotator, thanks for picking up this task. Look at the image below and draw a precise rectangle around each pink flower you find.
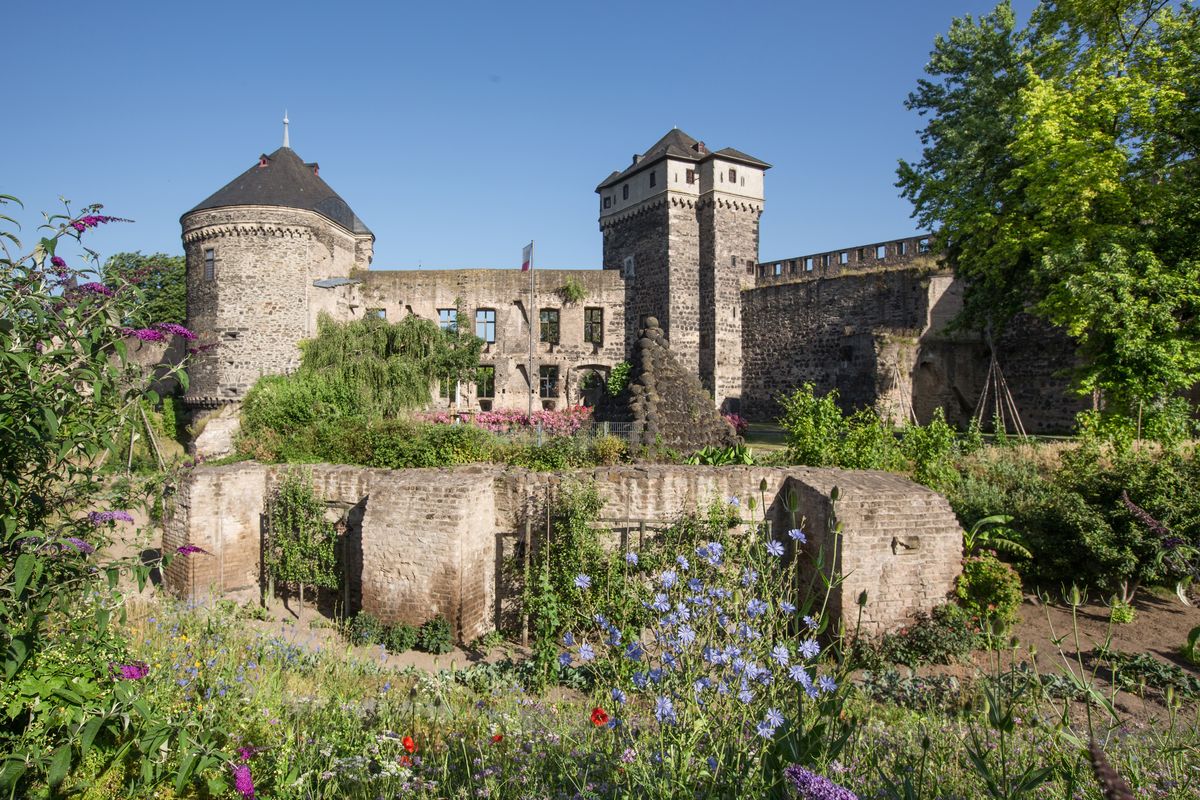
[232,764,255,799]
[50,256,67,268]
[176,544,210,556]
[122,327,167,342]
[78,282,115,297]
[112,661,149,680]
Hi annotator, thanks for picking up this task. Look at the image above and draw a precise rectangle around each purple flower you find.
[803,615,818,629]
[650,593,670,613]
[176,544,210,556]
[798,638,821,659]
[113,661,149,680]
[88,510,134,525]
[676,555,689,571]
[232,763,256,799]
[562,631,576,647]
[625,551,638,565]
[780,601,797,614]
[78,282,114,297]
[677,625,696,646]
[51,256,67,268]
[578,642,595,662]
[819,675,838,693]
[789,665,811,686]
[788,528,807,543]
[611,687,626,704]
[728,496,740,508]
[766,540,784,557]
[123,327,166,342]
[741,568,758,587]
[621,748,636,764]
[660,569,678,589]
[654,695,676,725]
[574,573,592,590]
[746,598,768,619]
[65,537,95,554]
[559,652,572,667]
[784,765,859,800]
[154,322,197,340]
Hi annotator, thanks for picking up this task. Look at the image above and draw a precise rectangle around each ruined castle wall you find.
[359,269,625,411]
[168,463,963,639]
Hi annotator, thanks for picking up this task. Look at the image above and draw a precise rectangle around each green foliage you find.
[899,408,959,490]
[956,552,1023,634]
[346,612,385,646]
[1096,646,1200,698]
[557,276,587,304]
[1108,600,1136,625]
[587,434,627,465]
[780,382,849,466]
[963,514,1032,560]
[1183,626,1200,666]
[417,615,454,655]
[856,604,984,670]
[900,0,1200,425]
[606,361,632,397]
[102,251,186,327]
[384,622,418,653]
[265,469,339,595]
[685,443,754,466]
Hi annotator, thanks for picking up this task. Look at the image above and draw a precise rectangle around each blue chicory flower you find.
[574,574,591,590]
[766,540,784,557]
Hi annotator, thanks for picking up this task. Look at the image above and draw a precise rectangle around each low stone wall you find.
[165,463,964,639]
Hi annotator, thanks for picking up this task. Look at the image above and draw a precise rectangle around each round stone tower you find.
[181,142,373,411]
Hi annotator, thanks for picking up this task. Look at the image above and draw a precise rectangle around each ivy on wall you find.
[265,469,340,613]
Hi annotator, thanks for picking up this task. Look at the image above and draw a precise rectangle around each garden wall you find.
[164,463,965,639]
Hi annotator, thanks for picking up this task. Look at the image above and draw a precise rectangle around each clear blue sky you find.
[5,0,1034,271]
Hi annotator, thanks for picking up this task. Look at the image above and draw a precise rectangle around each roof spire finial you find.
[283,109,290,149]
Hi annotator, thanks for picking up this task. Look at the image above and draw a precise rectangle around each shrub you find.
[417,615,454,654]
[588,434,627,465]
[864,604,983,669]
[606,361,632,397]
[347,612,385,646]
[956,552,1023,634]
[900,407,959,489]
[779,383,848,466]
[383,622,418,653]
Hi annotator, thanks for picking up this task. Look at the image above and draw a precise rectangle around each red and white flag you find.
[521,242,533,272]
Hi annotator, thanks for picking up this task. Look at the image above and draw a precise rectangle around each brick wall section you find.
[359,269,626,411]
[167,463,962,640]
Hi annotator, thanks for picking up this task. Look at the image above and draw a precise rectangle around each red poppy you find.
[402,735,417,753]
[590,706,609,726]
[491,734,503,744]
[399,755,412,767]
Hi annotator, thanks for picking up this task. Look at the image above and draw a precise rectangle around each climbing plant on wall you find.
[265,469,339,614]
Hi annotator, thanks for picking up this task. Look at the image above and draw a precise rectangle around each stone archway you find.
[574,364,610,408]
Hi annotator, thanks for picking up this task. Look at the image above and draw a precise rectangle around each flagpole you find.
[527,240,535,420]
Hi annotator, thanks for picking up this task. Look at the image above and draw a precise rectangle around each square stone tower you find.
[597,130,767,412]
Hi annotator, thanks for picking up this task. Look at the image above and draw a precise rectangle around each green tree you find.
[899,0,1200,422]
[102,251,186,327]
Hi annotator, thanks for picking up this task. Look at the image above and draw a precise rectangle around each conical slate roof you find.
[185,147,372,236]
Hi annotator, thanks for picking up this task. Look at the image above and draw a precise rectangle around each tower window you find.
[839,252,849,265]
[918,237,931,253]
[822,254,831,268]
[539,365,559,398]
[475,308,496,343]
[603,196,611,209]
[804,257,814,271]
[476,365,495,399]
[773,263,782,276]
[203,248,215,280]
[584,307,604,345]
[898,241,908,255]
[438,308,457,332]
[876,244,888,259]
[728,168,737,183]
[623,255,635,278]
[686,169,695,185]
[857,248,866,261]
[622,184,629,200]
[649,171,656,187]
[539,308,560,344]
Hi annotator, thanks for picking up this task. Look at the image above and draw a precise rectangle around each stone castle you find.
[180,128,1081,437]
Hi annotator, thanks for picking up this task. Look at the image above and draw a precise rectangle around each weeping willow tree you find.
[241,312,482,438]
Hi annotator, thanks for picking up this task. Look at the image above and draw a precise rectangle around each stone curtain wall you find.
[740,267,1082,433]
[359,268,626,412]
[601,203,672,363]
[167,463,963,639]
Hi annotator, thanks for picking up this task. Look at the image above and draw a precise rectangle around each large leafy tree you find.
[103,251,186,327]
[899,0,1200,420]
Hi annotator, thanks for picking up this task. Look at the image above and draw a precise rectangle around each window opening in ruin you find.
[584,307,604,346]
[876,244,888,259]
[898,240,908,255]
[728,168,737,182]
[539,365,558,398]
[773,263,782,276]
[438,308,457,332]
[919,237,931,253]
[476,365,495,398]
[475,308,496,343]
[730,255,738,267]
[438,376,458,399]
[649,171,656,187]
[839,252,849,265]
[539,308,560,344]
[857,248,865,261]
[204,248,215,280]
[603,196,611,209]
[623,255,635,278]
[367,308,386,320]
[822,254,831,268]
[805,257,814,271]
[686,169,695,185]
[622,183,629,200]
